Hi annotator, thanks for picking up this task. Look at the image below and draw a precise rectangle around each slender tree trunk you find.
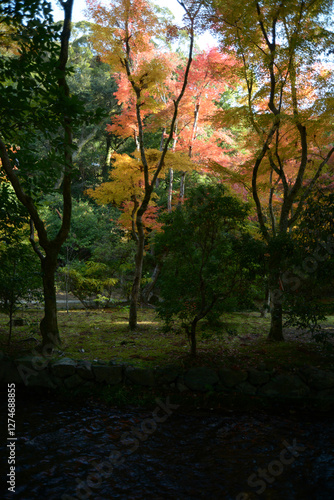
[268,257,284,341]
[190,318,198,357]
[129,212,145,330]
[8,304,13,346]
[179,172,186,203]
[260,279,270,318]
[102,134,113,181]
[167,168,174,213]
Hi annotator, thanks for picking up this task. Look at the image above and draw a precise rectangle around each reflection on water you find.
[1,394,334,499]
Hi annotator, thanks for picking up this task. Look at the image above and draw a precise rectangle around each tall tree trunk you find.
[268,296,283,341]
[179,172,186,205]
[260,278,270,318]
[8,304,13,346]
[268,255,284,341]
[129,212,145,330]
[40,254,60,349]
[102,133,113,181]
[189,318,198,357]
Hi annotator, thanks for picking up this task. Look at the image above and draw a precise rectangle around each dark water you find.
[1,394,334,500]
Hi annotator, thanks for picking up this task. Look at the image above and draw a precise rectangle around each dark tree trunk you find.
[40,254,60,349]
[260,279,270,318]
[268,254,284,341]
[8,304,14,346]
[268,297,284,341]
[129,212,145,330]
[190,319,198,357]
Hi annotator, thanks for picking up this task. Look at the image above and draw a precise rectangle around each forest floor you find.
[1,306,334,372]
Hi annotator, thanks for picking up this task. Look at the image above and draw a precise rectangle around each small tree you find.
[155,182,261,356]
[0,241,42,345]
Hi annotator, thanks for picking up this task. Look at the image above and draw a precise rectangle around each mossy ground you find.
[1,305,333,373]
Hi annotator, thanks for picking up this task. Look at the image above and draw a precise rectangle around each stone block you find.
[184,367,219,392]
[259,374,310,397]
[50,358,77,378]
[93,364,123,385]
[125,366,156,386]
[218,368,248,388]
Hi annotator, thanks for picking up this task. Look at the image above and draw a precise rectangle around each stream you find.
[1,393,334,499]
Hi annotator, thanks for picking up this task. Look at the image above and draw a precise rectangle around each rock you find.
[218,368,248,388]
[50,358,77,378]
[26,370,56,389]
[64,374,84,389]
[314,388,334,410]
[175,375,189,392]
[155,365,182,385]
[299,367,334,390]
[3,362,22,385]
[259,375,310,397]
[184,367,219,392]
[92,364,123,385]
[76,360,94,380]
[247,368,270,386]
[51,376,64,388]
[316,388,334,400]
[236,381,257,395]
[125,366,156,386]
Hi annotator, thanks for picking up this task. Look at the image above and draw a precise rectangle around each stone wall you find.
[1,351,334,407]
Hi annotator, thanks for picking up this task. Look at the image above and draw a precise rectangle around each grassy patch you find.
[0,307,333,371]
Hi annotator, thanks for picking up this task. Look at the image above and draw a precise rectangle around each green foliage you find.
[0,182,29,242]
[0,1,83,195]
[0,240,42,343]
[58,261,118,309]
[155,182,262,353]
[282,188,334,345]
[41,194,122,261]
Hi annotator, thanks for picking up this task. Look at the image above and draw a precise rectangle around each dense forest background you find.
[1,0,334,356]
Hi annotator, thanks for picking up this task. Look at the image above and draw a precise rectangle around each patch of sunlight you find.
[113,321,158,325]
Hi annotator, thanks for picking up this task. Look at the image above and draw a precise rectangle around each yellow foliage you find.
[86,149,198,207]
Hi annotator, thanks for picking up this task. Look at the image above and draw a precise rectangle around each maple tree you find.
[109,45,243,211]
[207,0,334,341]
[157,47,241,207]
[86,0,204,329]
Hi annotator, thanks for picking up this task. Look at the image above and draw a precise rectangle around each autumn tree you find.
[156,47,241,207]
[0,0,75,349]
[208,0,334,341]
[86,0,204,329]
